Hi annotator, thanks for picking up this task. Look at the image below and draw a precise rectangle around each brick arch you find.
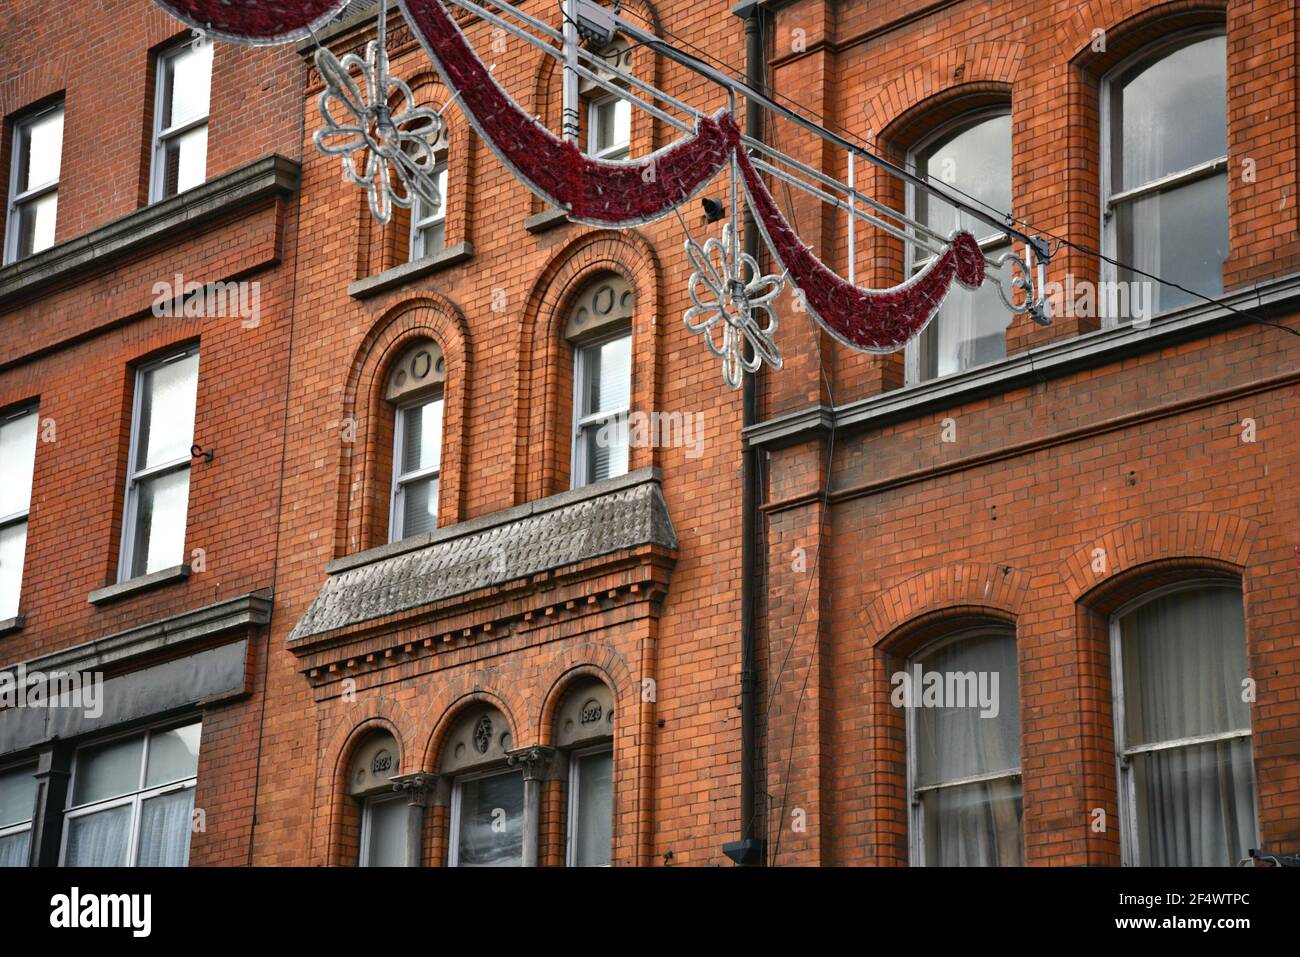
[534,641,635,743]
[315,703,416,866]
[334,295,471,556]
[513,229,663,502]
[1058,509,1258,603]
[1058,0,1226,65]
[859,562,1032,648]
[421,678,532,771]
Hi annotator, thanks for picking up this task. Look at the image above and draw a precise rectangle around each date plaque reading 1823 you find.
[372,749,393,775]
[580,699,603,725]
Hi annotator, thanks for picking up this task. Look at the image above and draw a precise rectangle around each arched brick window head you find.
[387,340,446,542]
[567,274,634,489]
[349,731,404,867]
[555,678,614,867]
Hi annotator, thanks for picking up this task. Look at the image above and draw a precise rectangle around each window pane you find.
[916,113,1011,240]
[0,831,31,868]
[1113,35,1226,190]
[594,98,631,157]
[18,108,63,192]
[1115,173,1227,314]
[581,417,628,484]
[129,466,191,578]
[0,521,27,620]
[400,398,443,475]
[145,723,202,789]
[64,805,132,867]
[163,42,213,129]
[15,192,57,259]
[364,796,408,867]
[399,476,439,538]
[921,776,1023,867]
[73,736,144,806]
[913,633,1020,787]
[136,788,194,867]
[455,771,524,867]
[581,335,631,417]
[573,750,613,866]
[0,766,37,829]
[916,251,1014,380]
[137,353,200,470]
[1120,585,1249,747]
[414,219,445,259]
[161,125,208,198]
[0,409,38,518]
[1131,737,1257,866]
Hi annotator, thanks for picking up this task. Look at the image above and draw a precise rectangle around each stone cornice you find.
[0,155,301,309]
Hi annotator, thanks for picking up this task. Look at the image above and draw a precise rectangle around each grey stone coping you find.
[87,565,191,606]
[0,155,301,307]
[347,242,474,299]
[3,590,271,678]
[291,468,677,642]
[525,207,571,234]
[745,269,1300,450]
[0,616,23,637]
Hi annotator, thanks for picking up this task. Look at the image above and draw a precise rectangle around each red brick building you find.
[2,0,1298,870]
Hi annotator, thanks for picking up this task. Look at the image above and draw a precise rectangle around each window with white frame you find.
[151,38,213,202]
[409,123,448,261]
[4,102,63,264]
[0,764,38,868]
[61,722,201,867]
[587,95,631,161]
[360,792,408,866]
[1111,581,1257,866]
[120,349,200,581]
[0,407,39,622]
[386,341,446,542]
[905,629,1023,866]
[906,110,1015,383]
[567,276,634,489]
[1101,30,1228,320]
[440,705,522,868]
[567,746,613,867]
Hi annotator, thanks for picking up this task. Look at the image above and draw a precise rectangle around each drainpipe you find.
[724,0,769,869]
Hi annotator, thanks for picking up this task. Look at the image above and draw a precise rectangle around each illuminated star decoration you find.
[312,40,444,225]
[684,224,785,389]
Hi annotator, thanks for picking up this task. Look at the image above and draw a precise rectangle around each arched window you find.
[1111,581,1257,866]
[906,110,1015,383]
[348,731,405,867]
[902,627,1022,866]
[582,38,633,161]
[1101,30,1227,320]
[386,340,446,542]
[409,122,449,261]
[555,678,615,866]
[568,274,633,488]
[440,704,522,867]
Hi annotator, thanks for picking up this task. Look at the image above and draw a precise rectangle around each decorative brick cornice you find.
[859,562,1031,644]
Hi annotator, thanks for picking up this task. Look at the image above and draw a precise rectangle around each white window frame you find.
[119,348,199,582]
[565,743,613,867]
[904,627,1022,867]
[408,158,448,261]
[388,390,444,543]
[1109,578,1258,867]
[447,765,523,868]
[358,791,407,867]
[4,102,63,265]
[1099,26,1228,327]
[586,94,631,161]
[150,38,213,203]
[570,327,631,490]
[59,719,200,868]
[903,107,1012,386]
[0,405,38,619]
[0,762,38,868]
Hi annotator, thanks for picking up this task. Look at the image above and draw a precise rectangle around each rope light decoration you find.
[151,0,1045,388]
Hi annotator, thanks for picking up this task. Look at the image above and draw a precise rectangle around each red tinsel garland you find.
[151,0,350,45]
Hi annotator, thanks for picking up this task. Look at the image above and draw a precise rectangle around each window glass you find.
[572,749,613,867]
[454,771,524,867]
[0,766,37,830]
[363,795,408,867]
[163,42,213,129]
[575,333,632,486]
[136,789,196,867]
[136,353,200,470]
[145,723,202,789]
[18,109,63,192]
[73,736,145,807]
[0,410,38,520]
[0,523,27,621]
[64,805,133,867]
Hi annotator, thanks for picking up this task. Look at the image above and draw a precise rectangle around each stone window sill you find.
[88,565,191,606]
[348,243,474,300]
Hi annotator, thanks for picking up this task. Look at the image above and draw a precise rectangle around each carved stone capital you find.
[506,745,557,782]
[390,771,439,806]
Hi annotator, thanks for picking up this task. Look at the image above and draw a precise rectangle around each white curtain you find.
[136,789,195,867]
[1120,585,1257,865]
[64,804,132,866]
[0,831,31,868]
[913,632,1023,865]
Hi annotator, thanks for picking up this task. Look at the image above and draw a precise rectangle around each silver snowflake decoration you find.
[684,224,784,389]
[313,41,443,225]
